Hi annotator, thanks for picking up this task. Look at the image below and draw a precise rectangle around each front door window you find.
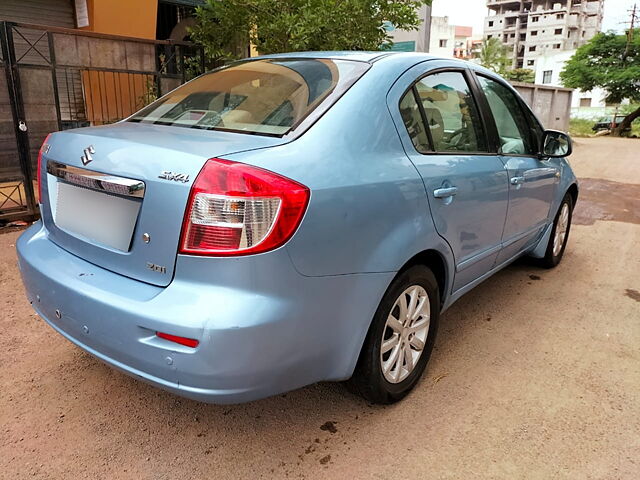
[476,76,535,155]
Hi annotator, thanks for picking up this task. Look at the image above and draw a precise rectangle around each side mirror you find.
[541,130,572,158]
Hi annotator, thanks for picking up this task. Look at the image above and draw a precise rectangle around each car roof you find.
[248,51,494,76]
[251,51,392,62]
[250,50,440,63]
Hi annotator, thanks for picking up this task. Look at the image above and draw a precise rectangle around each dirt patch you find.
[625,289,640,302]
[0,224,29,235]
[320,421,338,434]
[569,137,640,184]
[572,178,640,226]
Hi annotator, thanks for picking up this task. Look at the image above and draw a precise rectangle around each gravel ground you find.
[1,137,638,479]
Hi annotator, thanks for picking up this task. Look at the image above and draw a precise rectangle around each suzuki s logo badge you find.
[81,145,95,165]
[158,171,190,183]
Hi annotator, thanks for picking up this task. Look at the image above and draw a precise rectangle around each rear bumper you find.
[17,222,393,404]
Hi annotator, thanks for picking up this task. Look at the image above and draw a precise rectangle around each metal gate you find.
[0,21,205,222]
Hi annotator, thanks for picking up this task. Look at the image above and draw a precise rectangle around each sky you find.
[430,0,637,36]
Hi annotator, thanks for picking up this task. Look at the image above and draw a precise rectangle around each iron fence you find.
[0,21,205,221]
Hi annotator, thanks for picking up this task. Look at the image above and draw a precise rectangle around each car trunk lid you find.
[40,122,285,287]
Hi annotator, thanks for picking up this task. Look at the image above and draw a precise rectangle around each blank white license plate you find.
[54,181,141,251]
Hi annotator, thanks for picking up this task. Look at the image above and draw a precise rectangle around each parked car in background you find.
[17,52,577,405]
[592,114,630,133]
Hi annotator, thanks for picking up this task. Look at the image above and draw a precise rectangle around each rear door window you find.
[414,72,487,153]
[129,59,369,136]
[399,89,432,153]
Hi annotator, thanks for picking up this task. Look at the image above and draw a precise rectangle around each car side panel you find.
[384,60,510,292]
[224,58,455,286]
[528,157,578,258]
[495,155,558,264]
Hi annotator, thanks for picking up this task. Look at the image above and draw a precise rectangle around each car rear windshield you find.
[128,58,369,136]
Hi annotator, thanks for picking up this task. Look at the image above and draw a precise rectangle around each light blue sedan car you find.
[17,52,576,404]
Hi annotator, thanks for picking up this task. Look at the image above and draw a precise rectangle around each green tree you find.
[191,0,431,61]
[561,31,640,136]
[477,37,510,74]
[502,68,535,83]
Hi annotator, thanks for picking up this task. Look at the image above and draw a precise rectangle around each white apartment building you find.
[428,16,457,57]
[484,0,604,69]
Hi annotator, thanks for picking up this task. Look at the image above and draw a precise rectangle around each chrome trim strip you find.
[456,244,502,272]
[46,161,145,198]
[501,223,545,249]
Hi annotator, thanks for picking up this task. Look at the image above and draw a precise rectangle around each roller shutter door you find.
[0,0,76,28]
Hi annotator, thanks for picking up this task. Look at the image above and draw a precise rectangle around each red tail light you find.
[180,158,309,256]
[37,134,52,204]
[156,332,199,348]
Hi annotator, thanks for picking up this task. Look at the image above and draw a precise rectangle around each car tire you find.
[537,193,573,269]
[349,266,440,404]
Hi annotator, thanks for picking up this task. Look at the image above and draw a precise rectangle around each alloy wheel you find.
[553,202,570,257]
[380,285,431,384]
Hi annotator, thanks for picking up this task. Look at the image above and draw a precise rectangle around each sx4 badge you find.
[158,171,190,183]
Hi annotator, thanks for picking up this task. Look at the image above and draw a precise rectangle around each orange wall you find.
[80,0,158,39]
[76,0,159,126]
[81,71,154,125]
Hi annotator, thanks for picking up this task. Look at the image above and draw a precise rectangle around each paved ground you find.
[1,137,638,479]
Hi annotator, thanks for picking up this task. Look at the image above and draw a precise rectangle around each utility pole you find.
[623,3,638,60]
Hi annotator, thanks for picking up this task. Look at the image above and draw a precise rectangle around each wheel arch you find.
[397,249,450,309]
[347,247,450,385]
[566,182,579,209]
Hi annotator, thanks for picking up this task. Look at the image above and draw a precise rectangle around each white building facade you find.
[533,49,623,118]
[428,16,457,57]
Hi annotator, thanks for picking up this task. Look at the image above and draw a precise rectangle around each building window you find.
[510,33,515,38]
[488,34,493,39]
[489,20,494,27]
[567,31,572,38]
[555,28,563,35]
[553,43,561,49]
[439,39,448,48]
[520,33,526,40]
[532,16,539,22]
[531,30,538,36]
[579,98,592,107]
[542,70,552,84]
[557,13,565,19]
[527,60,535,66]
[529,46,536,52]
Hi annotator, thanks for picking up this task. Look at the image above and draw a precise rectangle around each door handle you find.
[433,186,458,198]
[510,176,525,185]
